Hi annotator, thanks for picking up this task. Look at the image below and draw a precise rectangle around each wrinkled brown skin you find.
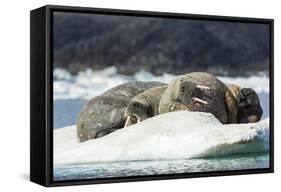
[77,81,166,142]
[159,72,229,123]
[225,84,241,123]
[159,72,263,124]
[124,86,167,126]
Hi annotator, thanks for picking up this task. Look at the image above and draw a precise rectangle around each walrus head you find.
[237,88,263,123]
[124,101,152,127]
[172,77,209,105]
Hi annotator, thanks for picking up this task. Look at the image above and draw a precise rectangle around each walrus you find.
[232,86,263,123]
[77,81,166,142]
[124,85,167,127]
[225,84,263,123]
[159,72,263,124]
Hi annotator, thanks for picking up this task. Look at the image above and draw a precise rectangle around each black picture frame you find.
[30,4,274,187]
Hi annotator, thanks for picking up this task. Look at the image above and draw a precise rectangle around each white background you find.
[0,0,280,191]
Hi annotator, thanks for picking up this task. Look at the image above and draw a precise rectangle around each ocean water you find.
[54,154,269,181]
[53,68,270,181]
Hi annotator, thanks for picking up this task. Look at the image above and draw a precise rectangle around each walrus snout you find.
[192,85,210,104]
[177,80,209,105]
[124,114,141,127]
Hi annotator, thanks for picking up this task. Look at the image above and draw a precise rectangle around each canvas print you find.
[53,11,270,181]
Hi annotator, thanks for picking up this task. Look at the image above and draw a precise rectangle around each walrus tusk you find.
[124,115,132,127]
[192,97,208,105]
[196,85,210,90]
[77,135,81,143]
[124,114,141,127]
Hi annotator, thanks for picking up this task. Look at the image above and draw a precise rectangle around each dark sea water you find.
[53,92,270,181]
[54,100,87,129]
[54,154,269,181]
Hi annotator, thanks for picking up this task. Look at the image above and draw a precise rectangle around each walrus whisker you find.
[132,113,141,124]
[192,97,208,105]
[124,114,142,127]
[196,85,210,90]
[124,115,131,127]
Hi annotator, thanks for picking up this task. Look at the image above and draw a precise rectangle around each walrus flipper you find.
[225,84,263,124]
[237,88,263,123]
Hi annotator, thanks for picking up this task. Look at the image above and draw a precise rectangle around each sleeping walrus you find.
[158,72,262,124]
[124,86,167,127]
[77,81,166,142]
[77,72,263,142]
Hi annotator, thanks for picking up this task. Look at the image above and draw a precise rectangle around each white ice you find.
[54,111,269,166]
